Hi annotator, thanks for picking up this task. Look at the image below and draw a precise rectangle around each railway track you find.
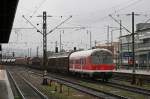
[8,66,127,99]
[27,70,128,99]
[7,70,48,99]
[48,74,150,97]
[7,66,150,99]
[29,68,150,96]
[112,73,150,83]
[73,76,150,97]
[106,81,150,96]
[47,75,127,99]
[28,68,150,97]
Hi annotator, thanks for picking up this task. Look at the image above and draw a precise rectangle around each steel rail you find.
[25,68,150,97]
[21,76,49,99]
[7,70,48,99]
[7,71,26,99]
[107,81,150,96]
[28,71,127,99]
[48,76,128,99]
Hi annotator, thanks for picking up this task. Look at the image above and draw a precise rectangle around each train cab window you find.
[91,51,113,64]
[91,55,103,64]
[102,53,113,63]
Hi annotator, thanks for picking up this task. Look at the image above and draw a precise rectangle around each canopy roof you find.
[0,0,19,43]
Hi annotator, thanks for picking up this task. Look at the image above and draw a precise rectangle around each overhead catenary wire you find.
[111,0,144,15]
[76,0,145,28]
[95,0,144,25]
[47,16,72,35]
[30,0,47,18]
[9,0,150,53]
[22,15,43,34]
[109,14,132,34]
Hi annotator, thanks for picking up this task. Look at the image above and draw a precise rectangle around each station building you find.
[136,23,150,69]
[120,23,150,70]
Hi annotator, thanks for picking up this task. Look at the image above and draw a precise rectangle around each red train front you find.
[69,49,115,81]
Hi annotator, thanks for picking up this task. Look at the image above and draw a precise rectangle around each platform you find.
[113,69,150,76]
[0,65,14,99]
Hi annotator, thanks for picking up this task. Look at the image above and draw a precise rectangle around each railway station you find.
[0,0,150,99]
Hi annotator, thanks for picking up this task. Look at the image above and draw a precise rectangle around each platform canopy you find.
[0,0,19,43]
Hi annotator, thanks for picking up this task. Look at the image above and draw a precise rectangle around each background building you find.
[119,23,150,70]
[136,23,150,70]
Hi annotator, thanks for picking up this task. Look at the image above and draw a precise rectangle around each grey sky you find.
[3,0,150,56]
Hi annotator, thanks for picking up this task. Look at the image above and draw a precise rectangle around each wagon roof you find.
[48,52,71,58]
[70,48,112,59]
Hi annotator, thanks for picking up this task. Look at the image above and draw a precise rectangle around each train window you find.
[83,58,85,64]
[80,58,83,65]
[91,52,113,64]
[84,59,85,64]
[80,58,86,65]
[91,55,103,64]
[78,59,81,64]
[102,53,113,63]
[75,60,77,64]
[76,60,78,64]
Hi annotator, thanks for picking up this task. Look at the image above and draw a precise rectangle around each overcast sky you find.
[3,0,150,57]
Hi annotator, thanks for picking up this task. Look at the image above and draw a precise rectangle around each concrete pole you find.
[120,20,122,69]
[42,11,48,85]
[131,12,136,85]
[132,12,135,73]
[43,11,47,70]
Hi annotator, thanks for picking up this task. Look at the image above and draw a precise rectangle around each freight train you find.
[3,48,115,81]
